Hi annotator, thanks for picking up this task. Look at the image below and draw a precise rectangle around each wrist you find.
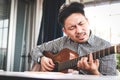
[37,56,43,64]
[91,70,100,75]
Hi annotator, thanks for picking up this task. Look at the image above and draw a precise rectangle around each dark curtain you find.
[37,0,65,45]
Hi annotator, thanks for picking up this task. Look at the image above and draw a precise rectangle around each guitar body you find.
[43,48,79,73]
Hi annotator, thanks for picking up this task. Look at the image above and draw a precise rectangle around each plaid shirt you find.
[30,32,117,75]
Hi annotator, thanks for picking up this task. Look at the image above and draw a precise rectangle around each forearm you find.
[30,47,43,62]
[31,62,41,71]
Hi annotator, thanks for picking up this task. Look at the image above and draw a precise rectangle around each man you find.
[30,2,117,75]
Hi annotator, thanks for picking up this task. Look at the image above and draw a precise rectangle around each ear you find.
[85,17,89,24]
[62,27,65,32]
[62,27,67,36]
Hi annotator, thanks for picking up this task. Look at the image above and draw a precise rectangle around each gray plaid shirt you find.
[30,33,117,75]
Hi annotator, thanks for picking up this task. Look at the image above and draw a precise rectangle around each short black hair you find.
[58,2,85,27]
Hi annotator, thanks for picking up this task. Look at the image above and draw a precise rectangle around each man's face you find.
[63,13,90,43]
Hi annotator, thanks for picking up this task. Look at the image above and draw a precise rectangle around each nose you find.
[76,25,83,34]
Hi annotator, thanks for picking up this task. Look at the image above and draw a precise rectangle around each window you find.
[0,19,9,70]
[85,3,120,44]
[85,3,120,71]
[0,0,10,70]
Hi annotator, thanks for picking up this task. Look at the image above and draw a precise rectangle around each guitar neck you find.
[58,44,120,72]
[91,46,114,60]
[92,44,120,59]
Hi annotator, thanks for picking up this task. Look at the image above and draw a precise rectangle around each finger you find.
[77,60,82,69]
[89,53,93,64]
[80,57,86,68]
[46,59,55,68]
[41,63,48,72]
[41,66,47,72]
[44,59,55,70]
[44,65,54,71]
[94,59,99,66]
[81,57,86,63]
[41,57,55,71]
[82,57,89,68]
[42,62,54,71]
[78,57,88,70]
[49,59,55,66]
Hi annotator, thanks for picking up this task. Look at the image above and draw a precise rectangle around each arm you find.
[30,44,57,71]
[29,37,65,71]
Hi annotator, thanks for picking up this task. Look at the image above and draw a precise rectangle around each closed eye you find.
[68,25,76,30]
[78,22,85,26]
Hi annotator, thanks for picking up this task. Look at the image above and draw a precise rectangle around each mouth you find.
[76,33,86,40]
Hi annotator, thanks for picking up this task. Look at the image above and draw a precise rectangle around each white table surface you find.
[0,71,120,80]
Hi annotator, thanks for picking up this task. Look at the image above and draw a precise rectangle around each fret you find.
[108,47,109,56]
[103,49,105,56]
[116,44,120,53]
[98,51,100,58]
[102,49,106,57]
[95,51,99,59]
[114,45,117,53]
[108,48,110,55]
[103,50,105,57]
[105,48,108,55]
[99,49,105,58]
[110,46,115,54]
[95,52,96,60]
[100,50,103,57]
[98,52,101,58]
[93,52,96,60]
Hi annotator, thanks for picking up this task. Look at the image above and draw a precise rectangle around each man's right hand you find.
[40,56,55,72]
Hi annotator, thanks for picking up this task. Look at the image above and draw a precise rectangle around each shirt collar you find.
[87,31,95,46]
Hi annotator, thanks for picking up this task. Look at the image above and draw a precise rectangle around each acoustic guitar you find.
[31,44,120,73]
[43,44,120,73]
